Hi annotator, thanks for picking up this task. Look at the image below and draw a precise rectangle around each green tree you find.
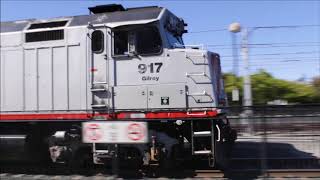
[223,70,320,105]
[223,73,243,106]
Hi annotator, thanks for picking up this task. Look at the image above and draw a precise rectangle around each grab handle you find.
[216,125,221,142]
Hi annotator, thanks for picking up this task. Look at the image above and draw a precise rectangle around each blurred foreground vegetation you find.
[223,70,320,105]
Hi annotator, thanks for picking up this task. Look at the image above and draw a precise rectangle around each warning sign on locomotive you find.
[82,121,148,143]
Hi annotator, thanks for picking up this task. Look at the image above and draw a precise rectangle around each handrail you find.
[216,125,221,142]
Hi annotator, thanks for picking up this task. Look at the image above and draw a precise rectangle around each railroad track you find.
[195,169,320,178]
[1,166,320,179]
[1,158,320,179]
[0,170,319,179]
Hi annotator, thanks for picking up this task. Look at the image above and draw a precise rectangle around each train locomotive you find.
[0,4,236,169]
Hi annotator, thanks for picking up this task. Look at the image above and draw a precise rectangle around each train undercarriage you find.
[0,117,236,170]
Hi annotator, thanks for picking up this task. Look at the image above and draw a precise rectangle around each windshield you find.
[165,30,184,48]
[136,27,162,54]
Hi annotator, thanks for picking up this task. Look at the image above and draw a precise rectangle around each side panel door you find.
[0,49,23,111]
[90,29,110,108]
[112,86,148,110]
[147,84,186,109]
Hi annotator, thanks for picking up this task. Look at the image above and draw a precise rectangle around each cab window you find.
[114,31,128,55]
[91,30,104,53]
[113,26,162,56]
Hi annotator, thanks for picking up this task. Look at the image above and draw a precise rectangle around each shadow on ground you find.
[1,141,319,179]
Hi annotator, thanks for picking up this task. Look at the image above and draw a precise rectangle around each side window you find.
[91,30,104,53]
[114,31,128,55]
[136,27,162,54]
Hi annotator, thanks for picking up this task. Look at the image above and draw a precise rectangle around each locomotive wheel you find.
[69,148,94,173]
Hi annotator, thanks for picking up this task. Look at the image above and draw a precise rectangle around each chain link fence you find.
[226,104,320,170]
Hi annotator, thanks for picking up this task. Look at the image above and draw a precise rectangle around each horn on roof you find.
[88,4,125,14]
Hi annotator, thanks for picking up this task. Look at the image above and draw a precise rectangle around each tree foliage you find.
[223,71,320,105]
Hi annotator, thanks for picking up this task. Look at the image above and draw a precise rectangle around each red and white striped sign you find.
[127,123,145,141]
[84,123,103,141]
[82,121,148,143]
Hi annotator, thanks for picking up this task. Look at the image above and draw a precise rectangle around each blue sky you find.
[1,0,320,82]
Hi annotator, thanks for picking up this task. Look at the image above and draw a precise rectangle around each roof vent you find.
[28,21,68,30]
[88,4,125,14]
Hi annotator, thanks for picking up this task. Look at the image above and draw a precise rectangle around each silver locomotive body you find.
[0,4,235,169]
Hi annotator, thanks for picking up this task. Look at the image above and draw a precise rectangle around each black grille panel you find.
[25,30,64,42]
[28,21,67,29]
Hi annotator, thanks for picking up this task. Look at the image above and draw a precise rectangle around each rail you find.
[1,164,319,179]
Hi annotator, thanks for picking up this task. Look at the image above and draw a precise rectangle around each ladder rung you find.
[194,131,211,135]
[94,150,109,154]
[194,150,212,155]
[91,88,107,92]
[93,82,108,85]
[184,50,206,57]
[194,131,211,137]
[186,55,206,58]
[186,72,206,77]
[94,154,111,158]
[187,91,207,96]
[91,104,107,108]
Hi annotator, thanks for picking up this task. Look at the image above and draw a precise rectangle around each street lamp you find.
[229,22,241,33]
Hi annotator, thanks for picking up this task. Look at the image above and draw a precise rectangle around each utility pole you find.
[229,23,241,102]
[241,28,253,113]
[229,23,253,112]
[231,33,239,77]
[240,28,253,134]
[231,33,240,102]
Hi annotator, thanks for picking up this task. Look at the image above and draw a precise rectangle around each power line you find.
[187,23,320,77]
[188,28,226,33]
[210,44,320,50]
[204,41,320,47]
[223,58,319,64]
[250,24,320,29]
[221,51,320,57]
[250,60,319,65]
[222,58,319,66]
[250,42,320,45]
[251,59,318,63]
[223,60,318,67]
[188,24,320,33]
[249,44,320,48]
[223,68,317,71]
[222,57,320,62]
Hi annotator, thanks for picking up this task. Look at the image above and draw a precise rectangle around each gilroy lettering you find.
[142,76,159,81]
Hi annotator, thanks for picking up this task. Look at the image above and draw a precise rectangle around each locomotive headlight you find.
[175,120,183,126]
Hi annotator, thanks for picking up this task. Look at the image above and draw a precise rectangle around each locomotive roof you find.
[0,6,163,33]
